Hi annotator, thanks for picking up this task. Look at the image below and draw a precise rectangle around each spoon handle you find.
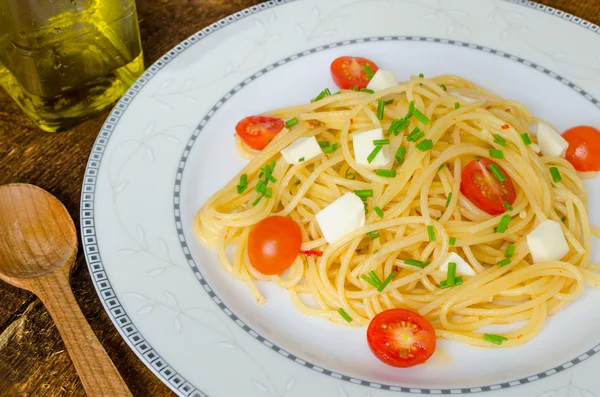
[31,267,133,397]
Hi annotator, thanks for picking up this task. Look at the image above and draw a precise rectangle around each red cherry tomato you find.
[367,309,437,368]
[562,126,600,172]
[236,115,284,151]
[460,158,516,215]
[248,216,302,275]
[330,56,379,90]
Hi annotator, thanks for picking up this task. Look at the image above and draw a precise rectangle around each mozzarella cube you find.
[439,252,476,276]
[280,136,322,165]
[526,220,570,263]
[366,69,397,92]
[316,192,365,244]
[536,122,568,158]
[352,128,391,169]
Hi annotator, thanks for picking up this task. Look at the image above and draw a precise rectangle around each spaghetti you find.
[195,73,597,349]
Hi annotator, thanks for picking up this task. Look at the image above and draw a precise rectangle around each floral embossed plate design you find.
[82,1,600,396]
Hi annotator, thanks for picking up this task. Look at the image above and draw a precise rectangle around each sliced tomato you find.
[367,309,436,368]
[460,158,516,215]
[562,126,600,172]
[330,56,379,90]
[248,216,302,275]
[236,115,284,151]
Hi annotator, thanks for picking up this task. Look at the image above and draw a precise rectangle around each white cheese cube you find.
[439,252,476,276]
[315,192,365,244]
[352,128,391,169]
[526,220,570,263]
[536,122,568,158]
[366,69,397,92]
[280,136,322,165]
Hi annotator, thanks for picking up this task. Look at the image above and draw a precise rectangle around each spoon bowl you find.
[0,183,132,397]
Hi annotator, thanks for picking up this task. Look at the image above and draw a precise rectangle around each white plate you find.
[82,1,600,396]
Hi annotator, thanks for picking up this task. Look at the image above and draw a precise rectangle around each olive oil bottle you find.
[0,0,144,132]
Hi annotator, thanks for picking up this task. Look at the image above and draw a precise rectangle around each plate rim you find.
[80,1,600,396]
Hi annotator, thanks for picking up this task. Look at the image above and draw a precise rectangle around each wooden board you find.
[0,0,598,395]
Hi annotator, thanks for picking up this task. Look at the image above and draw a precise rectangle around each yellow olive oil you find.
[0,0,144,132]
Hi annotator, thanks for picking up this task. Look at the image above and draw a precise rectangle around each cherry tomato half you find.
[367,309,437,368]
[236,115,284,151]
[562,126,600,172]
[248,216,302,275]
[460,158,516,215]
[330,56,379,90]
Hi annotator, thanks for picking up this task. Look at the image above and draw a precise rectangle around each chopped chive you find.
[354,189,374,199]
[427,225,436,242]
[447,262,457,286]
[440,276,463,289]
[377,100,385,120]
[376,169,397,178]
[252,194,264,206]
[416,139,434,151]
[361,274,380,289]
[561,216,567,222]
[265,188,273,198]
[338,308,353,323]
[487,163,506,182]
[408,101,415,115]
[324,88,331,96]
[373,139,390,145]
[388,118,410,136]
[489,148,504,159]
[520,133,532,146]
[298,157,305,162]
[267,173,276,183]
[445,192,453,208]
[438,163,446,171]
[369,271,383,286]
[360,88,375,94]
[404,259,426,268]
[285,117,299,128]
[406,127,424,142]
[550,166,562,183]
[455,102,461,109]
[395,146,407,164]
[313,89,329,102]
[502,201,514,211]
[367,230,380,240]
[363,64,375,78]
[374,206,384,218]
[449,237,456,246]
[484,333,508,345]
[495,214,512,233]
[505,245,515,258]
[378,273,396,292]
[440,84,448,91]
[413,109,430,125]
[254,180,267,193]
[352,85,359,91]
[237,185,246,194]
[323,143,339,154]
[493,134,507,147]
[240,174,248,186]
[367,145,383,163]
[497,258,511,267]
[419,73,424,78]
[346,171,356,180]
[318,140,330,148]
[407,131,425,142]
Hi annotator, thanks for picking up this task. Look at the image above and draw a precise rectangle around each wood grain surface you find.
[0,0,598,396]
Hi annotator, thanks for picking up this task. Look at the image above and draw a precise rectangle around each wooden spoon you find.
[0,183,132,397]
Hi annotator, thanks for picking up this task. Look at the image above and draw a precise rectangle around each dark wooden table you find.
[0,0,598,396]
